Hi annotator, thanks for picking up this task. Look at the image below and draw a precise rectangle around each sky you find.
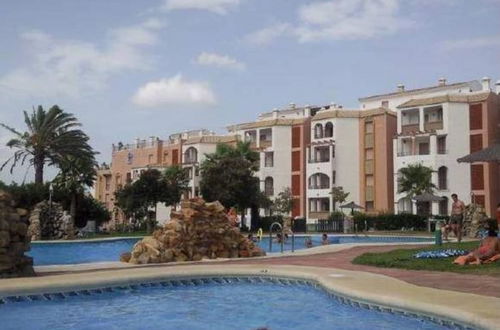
[1,0,500,183]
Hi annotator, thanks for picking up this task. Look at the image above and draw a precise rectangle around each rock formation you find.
[128,198,266,264]
[0,190,35,278]
[28,201,74,240]
[462,203,488,238]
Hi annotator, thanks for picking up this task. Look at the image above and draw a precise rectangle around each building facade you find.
[95,77,500,229]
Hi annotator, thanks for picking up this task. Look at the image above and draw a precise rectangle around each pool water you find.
[0,280,447,330]
[257,235,433,253]
[29,239,139,266]
[28,236,433,266]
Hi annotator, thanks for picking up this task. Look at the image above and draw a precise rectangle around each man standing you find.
[451,193,466,242]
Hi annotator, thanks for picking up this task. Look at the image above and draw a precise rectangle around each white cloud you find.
[195,52,245,70]
[162,0,240,15]
[0,18,165,99]
[245,23,291,45]
[441,35,500,51]
[132,75,217,108]
[246,0,413,44]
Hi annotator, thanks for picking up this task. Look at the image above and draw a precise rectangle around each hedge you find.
[353,212,426,231]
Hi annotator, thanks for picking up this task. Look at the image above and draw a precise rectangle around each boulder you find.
[126,198,265,264]
[0,190,34,278]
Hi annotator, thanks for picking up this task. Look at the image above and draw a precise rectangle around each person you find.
[247,233,257,242]
[321,233,329,245]
[454,229,500,265]
[305,236,313,248]
[450,193,466,242]
[275,233,283,244]
[227,208,239,227]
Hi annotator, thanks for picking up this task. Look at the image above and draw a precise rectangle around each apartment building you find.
[306,107,396,222]
[95,76,500,229]
[227,104,314,218]
[360,78,500,217]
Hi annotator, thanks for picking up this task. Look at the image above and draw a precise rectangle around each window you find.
[105,176,111,190]
[365,201,374,212]
[470,134,483,153]
[439,197,448,216]
[184,147,198,164]
[381,100,389,108]
[308,173,330,189]
[126,172,132,184]
[264,177,274,196]
[292,127,301,148]
[469,104,483,130]
[194,167,199,177]
[366,175,374,187]
[438,166,447,190]
[365,149,374,160]
[148,154,153,164]
[127,152,133,165]
[332,171,336,185]
[292,175,300,195]
[264,152,274,167]
[365,121,374,134]
[314,123,323,139]
[437,136,447,154]
[292,151,301,171]
[324,122,333,138]
[163,152,169,162]
[418,142,430,155]
[471,164,484,190]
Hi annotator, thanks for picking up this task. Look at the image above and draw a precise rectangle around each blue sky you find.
[1,0,500,183]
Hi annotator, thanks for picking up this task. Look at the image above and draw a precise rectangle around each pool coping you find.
[0,264,498,330]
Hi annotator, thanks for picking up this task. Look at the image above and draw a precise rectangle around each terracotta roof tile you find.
[312,107,396,121]
[397,91,492,108]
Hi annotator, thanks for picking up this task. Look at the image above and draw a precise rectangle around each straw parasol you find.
[412,192,445,202]
[340,201,364,214]
[457,143,500,163]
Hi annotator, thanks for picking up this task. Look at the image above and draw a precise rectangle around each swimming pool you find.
[0,277,452,330]
[29,235,433,266]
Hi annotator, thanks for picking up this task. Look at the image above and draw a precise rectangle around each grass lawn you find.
[353,241,500,277]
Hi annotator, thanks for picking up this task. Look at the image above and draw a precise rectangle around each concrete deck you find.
[0,264,498,329]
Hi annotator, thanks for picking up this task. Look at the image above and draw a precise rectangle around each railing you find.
[308,184,330,190]
[259,140,272,148]
[311,219,344,233]
[401,124,420,134]
[397,151,413,157]
[308,211,330,219]
[437,148,448,155]
[424,121,443,131]
[308,157,330,163]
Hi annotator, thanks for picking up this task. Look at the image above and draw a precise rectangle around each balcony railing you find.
[308,157,330,163]
[308,211,330,220]
[424,121,443,131]
[184,158,198,164]
[401,124,420,135]
[259,140,272,148]
[308,184,330,190]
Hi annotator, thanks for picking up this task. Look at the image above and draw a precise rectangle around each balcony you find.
[308,184,330,190]
[259,140,272,148]
[308,211,330,220]
[401,124,420,135]
[308,157,330,163]
[424,121,443,131]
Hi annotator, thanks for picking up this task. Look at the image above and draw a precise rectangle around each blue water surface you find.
[29,235,433,266]
[0,282,447,330]
[28,238,140,266]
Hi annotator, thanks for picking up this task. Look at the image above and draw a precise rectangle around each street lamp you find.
[49,183,53,223]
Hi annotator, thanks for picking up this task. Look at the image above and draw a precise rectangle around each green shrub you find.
[353,212,426,231]
[257,215,283,231]
[328,211,344,222]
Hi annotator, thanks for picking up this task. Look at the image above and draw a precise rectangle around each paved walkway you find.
[225,245,500,298]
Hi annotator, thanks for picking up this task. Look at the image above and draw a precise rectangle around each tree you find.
[163,165,189,206]
[130,169,167,233]
[330,186,349,210]
[1,105,94,184]
[397,163,436,198]
[53,154,97,228]
[200,142,262,215]
[272,187,294,216]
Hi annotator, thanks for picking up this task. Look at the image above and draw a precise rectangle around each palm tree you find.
[397,163,436,199]
[1,105,94,184]
[53,154,97,228]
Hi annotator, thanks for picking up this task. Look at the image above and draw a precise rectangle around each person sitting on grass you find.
[321,233,329,245]
[453,229,500,265]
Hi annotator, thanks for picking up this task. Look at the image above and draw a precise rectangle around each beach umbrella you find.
[412,192,445,202]
[340,201,364,209]
[457,143,500,163]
